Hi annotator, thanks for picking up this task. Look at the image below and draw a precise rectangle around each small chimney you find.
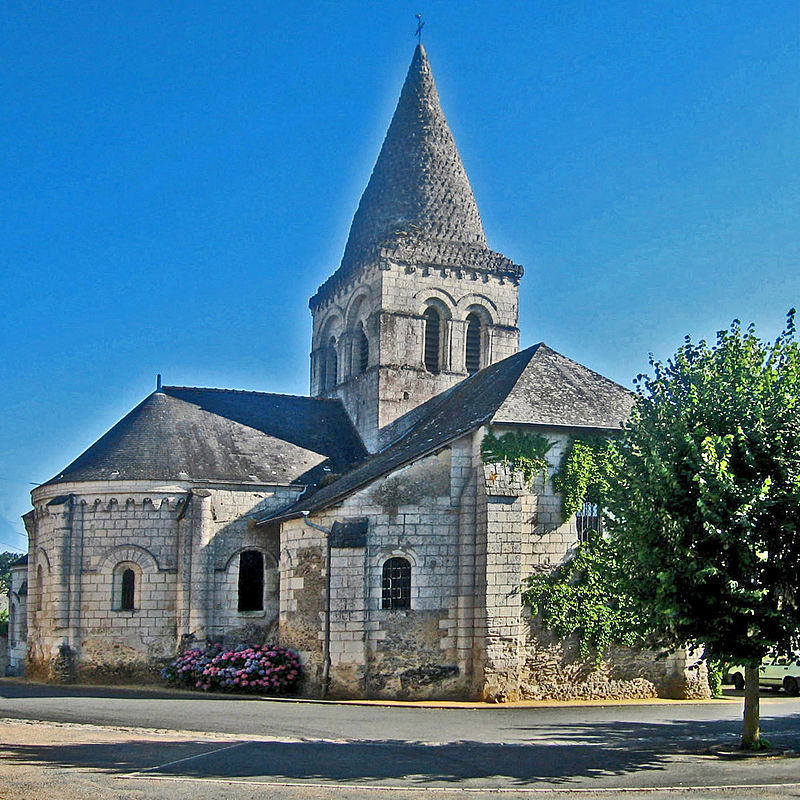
[156,374,163,392]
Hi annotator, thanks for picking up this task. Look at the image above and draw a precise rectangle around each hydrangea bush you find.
[162,643,302,694]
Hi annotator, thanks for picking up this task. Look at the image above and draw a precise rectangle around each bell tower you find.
[310,45,523,451]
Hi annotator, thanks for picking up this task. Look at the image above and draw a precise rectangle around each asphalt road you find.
[1,680,800,798]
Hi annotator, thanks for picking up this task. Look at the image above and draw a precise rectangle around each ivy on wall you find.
[480,428,553,487]
[552,435,618,522]
[522,534,647,663]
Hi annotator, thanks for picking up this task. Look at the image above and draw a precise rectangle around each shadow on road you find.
[2,716,799,787]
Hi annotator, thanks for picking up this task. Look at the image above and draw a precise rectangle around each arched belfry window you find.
[121,569,135,610]
[358,324,369,374]
[423,307,441,374]
[465,312,483,374]
[381,557,411,610]
[325,337,338,390]
[238,550,264,612]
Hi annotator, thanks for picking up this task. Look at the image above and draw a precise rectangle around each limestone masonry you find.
[13,44,708,700]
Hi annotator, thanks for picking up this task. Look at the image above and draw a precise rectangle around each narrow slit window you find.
[423,307,441,373]
[120,568,135,610]
[238,550,264,612]
[358,325,369,374]
[465,312,482,374]
[576,501,601,542]
[35,565,43,611]
[381,557,411,610]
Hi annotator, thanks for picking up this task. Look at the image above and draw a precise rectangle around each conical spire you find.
[340,44,487,271]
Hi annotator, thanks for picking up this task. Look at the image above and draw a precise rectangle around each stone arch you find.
[99,544,160,573]
[314,310,344,349]
[222,546,278,572]
[344,288,372,329]
[455,292,498,319]
[414,288,457,317]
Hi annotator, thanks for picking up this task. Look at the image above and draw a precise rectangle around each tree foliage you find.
[522,534,647,663]
[0,551,22,595]
[607,313,800,669]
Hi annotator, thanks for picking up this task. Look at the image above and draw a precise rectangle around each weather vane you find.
[415,13,424,43]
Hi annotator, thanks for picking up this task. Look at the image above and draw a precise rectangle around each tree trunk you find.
[741,664,761,749]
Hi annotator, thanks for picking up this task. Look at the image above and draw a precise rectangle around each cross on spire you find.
[415,13,424,43]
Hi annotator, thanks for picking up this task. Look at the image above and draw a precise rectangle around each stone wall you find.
[26,479,299,682]
[279,443,475,699]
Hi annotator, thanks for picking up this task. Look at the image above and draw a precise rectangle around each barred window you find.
[238,550,264,612]
[465,312,482,374]
[381,557,411,610]
[423,307,441,374]
[576,501,602,542]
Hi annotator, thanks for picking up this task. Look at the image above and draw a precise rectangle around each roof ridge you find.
[163,386,346,404]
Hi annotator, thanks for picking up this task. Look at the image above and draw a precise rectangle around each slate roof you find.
[44,387,366,487]
[263,344,633,521]
[310,45,522,310]
[8,554,28,569]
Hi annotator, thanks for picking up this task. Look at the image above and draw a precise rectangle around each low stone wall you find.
[520,620,710,701]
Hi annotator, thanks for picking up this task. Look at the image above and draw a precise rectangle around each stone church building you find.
[18,45,707,700]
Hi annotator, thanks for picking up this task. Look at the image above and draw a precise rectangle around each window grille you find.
[423,307,441,373]
[465,312,482,374]
[358,325,369,374]
[381,557,411,610]
[326,338,338,389]
[576,501,601,542]
[120,568,135,610]
[238,550,264,612]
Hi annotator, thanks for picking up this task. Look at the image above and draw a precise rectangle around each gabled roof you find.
[43,387,366,487]
[8,554,28,569]
[262,344,633,520]
[310,45,522,309]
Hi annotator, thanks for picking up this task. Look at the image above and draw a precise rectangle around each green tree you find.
[607,312,800,748]
[0,551,22,595]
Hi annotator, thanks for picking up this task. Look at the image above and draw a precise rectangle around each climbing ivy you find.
[552,435,618,522]
[522,534,648,663]
[480,429,553,487]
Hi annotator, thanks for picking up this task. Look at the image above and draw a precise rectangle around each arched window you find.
[381,557,411,610]
[238,550,264,612]
[325,337,338,390]
[576,501,602,542]
[358,324,369,374]
[121,568,135,610]
[423,307,441,374]
[465,312,482,374]
[112,561,139,611]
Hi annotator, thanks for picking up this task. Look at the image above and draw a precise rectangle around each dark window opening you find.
[358,325,369,374]
[121,568,135,610]
[423,307,441,373]
[325,337,338,389]
[35,565,43,611]
[382,557,411,610]
[576,501,602,542]
[465,312,482,374]
[238,550,264,612]
[318,354,327,394]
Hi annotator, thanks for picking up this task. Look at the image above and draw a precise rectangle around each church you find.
[16,45,707,700]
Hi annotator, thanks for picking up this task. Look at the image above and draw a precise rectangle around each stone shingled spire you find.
[341,44,487,268]
[310,45,522,309]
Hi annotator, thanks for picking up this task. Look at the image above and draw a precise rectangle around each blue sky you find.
[1,1,798,552]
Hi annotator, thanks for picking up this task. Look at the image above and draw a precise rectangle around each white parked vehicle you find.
[727,655,800,695]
